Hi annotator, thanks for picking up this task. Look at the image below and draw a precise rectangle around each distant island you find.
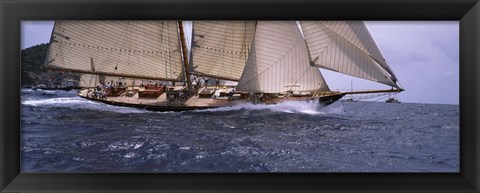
[21,43,80,88]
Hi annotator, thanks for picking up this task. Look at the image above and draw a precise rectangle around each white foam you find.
[196,100,332,115]
[21,93,345,115]
[22,97,87,106]
[22,97,151,114]
[21,89,34,92]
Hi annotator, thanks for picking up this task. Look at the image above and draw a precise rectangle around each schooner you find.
[44,20,403,111]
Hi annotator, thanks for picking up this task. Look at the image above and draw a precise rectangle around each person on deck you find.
[227,88,235,100]
[199,77,205,87]
[179,91,184,100]
[101,90,107,100]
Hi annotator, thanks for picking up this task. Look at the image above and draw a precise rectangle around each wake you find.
[195,100,345,115]
[21,96,151,114]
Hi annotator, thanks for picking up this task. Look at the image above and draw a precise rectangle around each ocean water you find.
[20,89,459,172]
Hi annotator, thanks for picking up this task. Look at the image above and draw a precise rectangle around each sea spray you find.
[195,100,326,115]
[22,95,151,114]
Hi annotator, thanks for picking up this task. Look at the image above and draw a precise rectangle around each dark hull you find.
[320,93,346,106]
[78,93,345,112]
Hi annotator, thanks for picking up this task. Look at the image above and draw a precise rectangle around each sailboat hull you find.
[319,93,346,105]
[77,88,345,112]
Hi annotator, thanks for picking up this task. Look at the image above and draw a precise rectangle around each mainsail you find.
[79,74,99,88]
[236,21,330,93]
[190,21,256,81]
[299,21,399,88]
[45,20,184,81]
[79,74,138,88]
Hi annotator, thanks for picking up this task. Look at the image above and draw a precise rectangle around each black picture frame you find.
[1,0,479,192]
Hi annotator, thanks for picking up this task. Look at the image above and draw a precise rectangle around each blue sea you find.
[20,89,459,172]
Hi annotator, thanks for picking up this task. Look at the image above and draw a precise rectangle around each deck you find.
[78,86,345,111]
[78,86,244,108]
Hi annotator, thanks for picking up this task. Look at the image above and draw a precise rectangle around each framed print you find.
[1,0,479,192]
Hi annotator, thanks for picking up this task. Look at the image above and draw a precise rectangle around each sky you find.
[21,21,459,105]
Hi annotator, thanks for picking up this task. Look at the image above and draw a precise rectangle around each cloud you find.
[362,21,459,104]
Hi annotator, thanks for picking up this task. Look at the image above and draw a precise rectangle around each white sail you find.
[237,21,330,93]
[191,21,256,81]
[45,20,184,81]
[103,76,138,86]
[299,21,399,88]
[79,74,99,88]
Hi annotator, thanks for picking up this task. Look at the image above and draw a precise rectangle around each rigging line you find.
[125,23,133,76]
[95,22,107,73]
[55,24,67,69]
[173,21,178,80]
[114,22,131,70]
[237,33,305,88]
[315,21,395,80]
[228,22,232,77]
[288,51,316,92]
[340,100,346,112]
[50,22,66,69]
[244,21,248,69]
[317,21,383,66]
[122,22,131,69]
[343,93,392,112]
[218,22,227,77]
[166,21,172,80]
[98,21,124,72]
[317,32,338,56]
[97,22,110,70]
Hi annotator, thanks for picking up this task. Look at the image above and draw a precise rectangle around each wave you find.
[22,97,151,114]
[21,88,35,92]
[21,88,75,94]
[21,90,346,115]
[195,100,345,115]
[22,97,87,106]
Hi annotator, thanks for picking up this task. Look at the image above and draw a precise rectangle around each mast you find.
[178,21,192,94]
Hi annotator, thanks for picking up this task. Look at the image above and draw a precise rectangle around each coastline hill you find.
[21,43,80,88]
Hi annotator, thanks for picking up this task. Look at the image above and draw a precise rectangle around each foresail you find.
[45,21,184,81]
[237,21,330,93]
[299,21,399,88]
[191,21,256,81]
